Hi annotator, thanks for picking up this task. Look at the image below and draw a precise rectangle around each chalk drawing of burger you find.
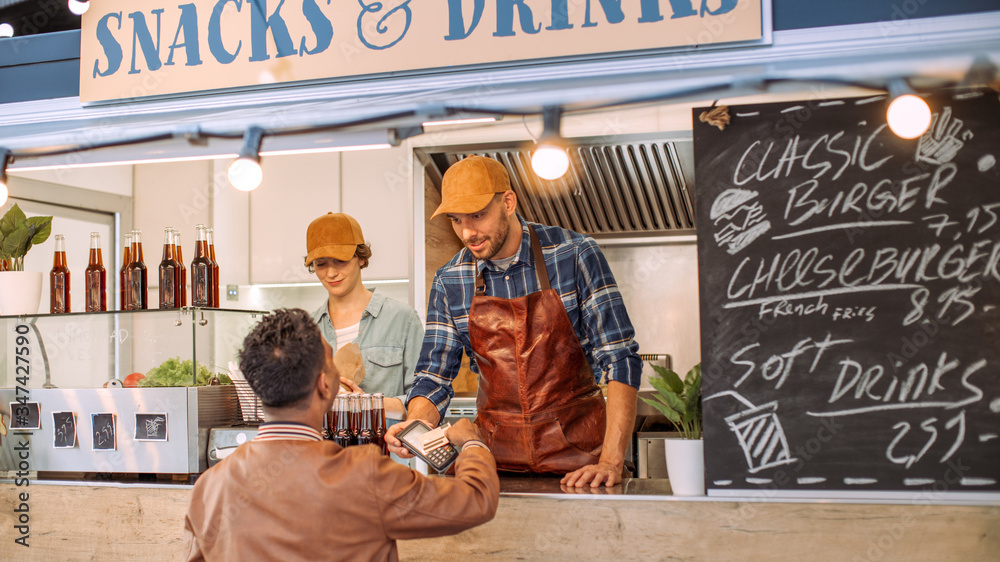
[710,188,771,255]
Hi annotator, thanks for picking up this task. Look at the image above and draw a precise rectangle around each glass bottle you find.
[50,234,70,313]
[85,232,107,312]
[158,227,179,309]
[207,227,220,308]
[333,395,352,448]
[174,229,187,307]
[357,394,376,446]
[191,225,214,307]
[128,229,148,310]
[372,393,388,455]
[348,393,362,446]
[119,233,132,311]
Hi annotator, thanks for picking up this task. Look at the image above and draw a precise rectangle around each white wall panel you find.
[12,165,134,198]
[341,147,411,281]
[249,153,341,284]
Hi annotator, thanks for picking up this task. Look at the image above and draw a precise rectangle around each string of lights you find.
[0,71,996,207]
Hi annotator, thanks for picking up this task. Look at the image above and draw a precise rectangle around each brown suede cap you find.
[431,155,511,218]
[305,213,364,264]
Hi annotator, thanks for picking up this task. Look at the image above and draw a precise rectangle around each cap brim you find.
[306,244,357,265]
[430,192,497,219]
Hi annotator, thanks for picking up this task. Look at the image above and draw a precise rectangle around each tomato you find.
[123,373,146,388]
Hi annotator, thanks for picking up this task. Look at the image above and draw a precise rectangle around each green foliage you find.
[139,357,233,387]
[0,203,53,271]
[640,363,702,440]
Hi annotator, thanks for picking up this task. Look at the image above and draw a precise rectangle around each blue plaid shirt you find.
[408,217,642,419]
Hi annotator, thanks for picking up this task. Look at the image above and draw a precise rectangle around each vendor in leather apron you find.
[387,156,642,488]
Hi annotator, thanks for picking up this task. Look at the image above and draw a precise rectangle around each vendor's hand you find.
[444,418,483,450]
[338,377,362,394]
[384,419,421,458]
[560,461,623,488]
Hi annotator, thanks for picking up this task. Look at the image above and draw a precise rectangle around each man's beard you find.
[465,215,511,260]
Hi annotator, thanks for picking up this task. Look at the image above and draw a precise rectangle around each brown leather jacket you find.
[183,440,498,561]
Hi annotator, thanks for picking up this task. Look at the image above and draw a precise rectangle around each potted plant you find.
[0,203,53,315]
[640,362,704,496]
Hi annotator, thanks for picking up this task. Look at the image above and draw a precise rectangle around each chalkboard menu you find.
[693,91,1000,494]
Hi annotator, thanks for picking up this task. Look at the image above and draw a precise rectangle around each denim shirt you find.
[311,288,423,414]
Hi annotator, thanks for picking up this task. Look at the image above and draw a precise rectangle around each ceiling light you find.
[0,23,13,38]
[228,127,264,192]
[0,149,10,206]
[531,106,570,180]
[886,79,931,139]
[67,0,90,16]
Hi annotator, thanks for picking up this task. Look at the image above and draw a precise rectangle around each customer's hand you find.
[444,418,484,449]
[384,419,419,458]
[338,377,362,394]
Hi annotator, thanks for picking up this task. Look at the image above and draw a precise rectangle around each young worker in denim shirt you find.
[306,212,423,424]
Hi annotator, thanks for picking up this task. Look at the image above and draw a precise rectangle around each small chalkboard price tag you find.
[52,412,77,448]
[134,413,168,441]
[9,402,41,430]
[92,413,117,451]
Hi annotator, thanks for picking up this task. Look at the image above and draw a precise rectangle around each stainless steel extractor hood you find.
[424,138,697,238]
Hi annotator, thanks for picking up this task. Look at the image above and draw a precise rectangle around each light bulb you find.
[0,180,7,207]
[0,23,13,38]
[531,144,569,180]
[886,94,931,139]
[228,158,263,191]
[67,0,90,16]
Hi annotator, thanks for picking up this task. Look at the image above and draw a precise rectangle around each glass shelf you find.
[1,308,269,390]
[0,306,269,320]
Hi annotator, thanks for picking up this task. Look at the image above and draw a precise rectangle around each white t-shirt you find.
[334,322,360,350]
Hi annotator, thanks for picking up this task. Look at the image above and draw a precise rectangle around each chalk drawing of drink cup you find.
[710,188,771,255]
[707,390,796,473]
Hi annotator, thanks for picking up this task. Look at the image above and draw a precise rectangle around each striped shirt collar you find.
[254,422,323,442]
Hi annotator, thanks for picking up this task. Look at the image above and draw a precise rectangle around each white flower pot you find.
[0,271,43,316]
[664,438,705,496]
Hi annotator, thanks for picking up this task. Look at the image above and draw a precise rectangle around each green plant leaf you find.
[1,225,31,258]
[27,215,52,245]
[1,203,26,237]
[650,364,684,394]
[640,396,681,423]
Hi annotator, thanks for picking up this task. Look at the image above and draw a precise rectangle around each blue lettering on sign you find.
[93,11,123,77]
[249,0,298,61]
[209,0,243,64]
[546,0,572,31]
[88,0,748,79]
[128,9,164,74]
[299,0,333,55]
[444,0,483,40]
[356,0,413,50]
[582,0,625,28]
[494,0,541,37]
[165,3,203,66]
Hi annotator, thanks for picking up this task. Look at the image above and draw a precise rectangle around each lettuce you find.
[139,357,233,387]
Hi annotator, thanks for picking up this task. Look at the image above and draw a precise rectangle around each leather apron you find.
[469,226,606,473]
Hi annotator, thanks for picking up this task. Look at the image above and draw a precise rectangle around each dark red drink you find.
[85,232,107,312]
[333,395,352,447]
[119,233,132,310]
[357,394,376,446]
[50,234,70,313]
[372,393,387,455]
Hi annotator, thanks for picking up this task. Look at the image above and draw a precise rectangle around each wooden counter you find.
[1,478,997,560]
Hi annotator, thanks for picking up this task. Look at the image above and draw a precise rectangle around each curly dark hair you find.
[238,308,326,408]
